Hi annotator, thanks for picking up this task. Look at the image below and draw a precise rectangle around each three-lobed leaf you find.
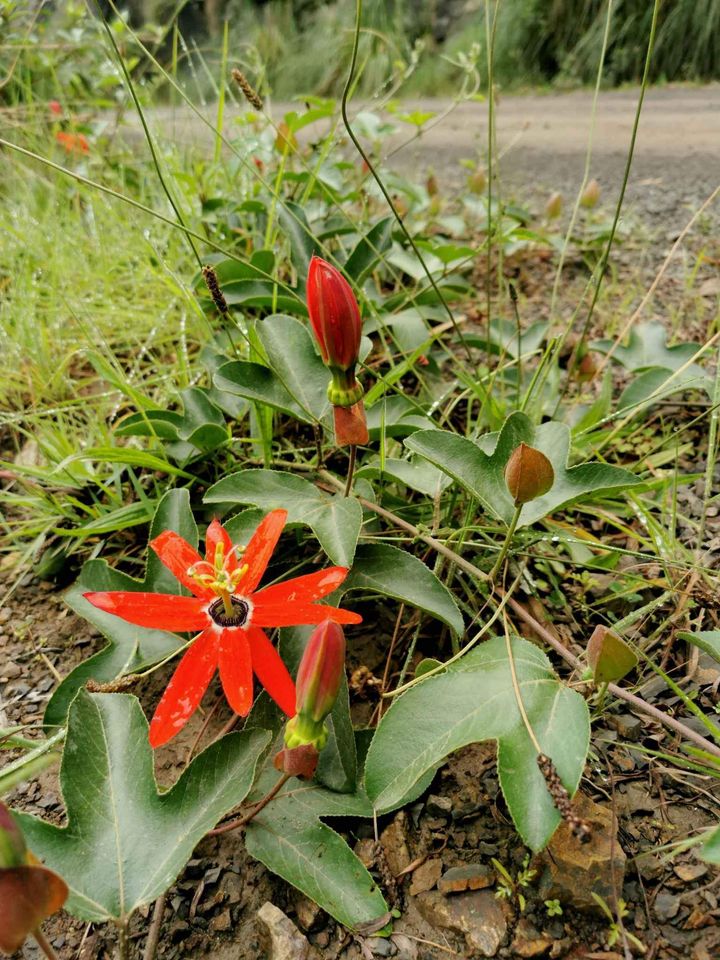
[406,411,640,527]
[17,691,270,922]
[364,635,589,851]
[205,468,363,567]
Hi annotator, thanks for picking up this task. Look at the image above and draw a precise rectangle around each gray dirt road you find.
[132,85,720,230]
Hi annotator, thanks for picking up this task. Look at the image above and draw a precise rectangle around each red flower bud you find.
[307,255,363,386]
[48,100,62,117]
[284,620,346,751]
[504,442,554,506]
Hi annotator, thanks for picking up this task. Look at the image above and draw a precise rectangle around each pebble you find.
[438,864,495,894]
[380,812,412,876]
[409,858,443,896]
[510,918,553,957]
[610,713,643,741]
[654,890,680,922]
[257,902,310,960]
[425,795,452,818]
[538,793,626,912]
[417,890,508,957]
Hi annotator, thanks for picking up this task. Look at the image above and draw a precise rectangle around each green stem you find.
[341,0,476,371]
[344,444,357,497]
[559,0,661,396]
[33,928,59,960]
[209,773,291,836]
[489,504,523,582]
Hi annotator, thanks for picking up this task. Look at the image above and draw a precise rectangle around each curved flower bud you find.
[284,620,346,752]
[307,256,364,406]
[505,442,554,506]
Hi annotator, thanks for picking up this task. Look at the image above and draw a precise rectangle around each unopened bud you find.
[426,173,439,197]
[580,178,601,209]
[307,255,363,373]
[587,625,637,683]
[545,191,563,219]
[284,620,346,751]
[0,803,26,868]
[505,443,554,506]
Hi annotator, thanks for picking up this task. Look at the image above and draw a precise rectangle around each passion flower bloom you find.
[307,255,364,407]
[83,509,361,748]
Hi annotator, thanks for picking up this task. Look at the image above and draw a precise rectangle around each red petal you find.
[253,567,349,606]
[83,592,209,631]
[236,509,288,593]
[218,628,254,717]
[205,518,237,572]
[150,531,213,599]
[252,601,362,627]
[246,626,296,716]
[148,627,218,748]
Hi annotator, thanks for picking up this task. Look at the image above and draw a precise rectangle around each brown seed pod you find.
[504,442,554,506]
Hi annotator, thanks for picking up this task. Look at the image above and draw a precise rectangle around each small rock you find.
[219,872,243,905]
[355,838,377,868]
[610,714,642,741]
[438,864,495,894]
[294,894,324,932]
[654,890,680,922]
[369,937,396,957]
[426,795,452,818]
[209,909,232,933]
[417,890,508,957]
[409,858,443,896]
[380,812,412,877]
[510,918,553,957]
[257,902,310,960]
[636,851,664,881]
[619,783,656,815]
[674,861,708,883]
[538,793,626,912]
[390,933,419,960]
[2,663,21,680]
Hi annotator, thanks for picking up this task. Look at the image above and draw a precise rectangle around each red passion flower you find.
[83,509,361,748]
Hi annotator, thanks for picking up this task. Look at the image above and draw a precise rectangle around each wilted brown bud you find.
[333,401,369,446]
[587,625,638,683]
[426,173,439,197]
[577,352,598,383]
[580,178,601,208]
[468,166,486,194]
[0,802,68,954]
[273,744,319,780]
[504,443,554,506]
[545,191,563,219]
[274,121,297,154]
